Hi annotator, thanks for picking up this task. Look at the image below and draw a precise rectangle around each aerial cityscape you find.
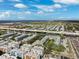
[0,0,79,59]
[0,21,79,59]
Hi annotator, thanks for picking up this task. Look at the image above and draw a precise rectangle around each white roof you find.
[0,54,17,59]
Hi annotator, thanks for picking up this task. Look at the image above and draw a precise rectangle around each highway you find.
[0,28,79,36]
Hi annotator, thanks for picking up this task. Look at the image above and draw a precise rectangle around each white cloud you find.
[14,3,27,8]
[0,0,3,2]
[0,11,32,20]
[34,4,62,12]
[35,5,54,12]
[63,8,67,11]
[53,4,62,8]
[9,0,20,2]
[0,11,11,17]
[53,0,79,4]
[0,11,13,20]
[25,11,31,14]
[37,11,44,14]
[0,0,21,2]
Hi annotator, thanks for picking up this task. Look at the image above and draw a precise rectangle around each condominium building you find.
[0,54,17,59]
[24,46,44,59]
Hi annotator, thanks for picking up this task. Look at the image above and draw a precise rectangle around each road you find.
[0,27,79,36]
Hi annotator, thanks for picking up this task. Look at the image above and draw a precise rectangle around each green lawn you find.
[44,39,65,55]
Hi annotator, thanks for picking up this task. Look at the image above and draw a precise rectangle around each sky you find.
[0,0,79,20]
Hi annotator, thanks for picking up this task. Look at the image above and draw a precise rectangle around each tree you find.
[11,36,15,41]
[0,51,5,56]
[17,56,22,59]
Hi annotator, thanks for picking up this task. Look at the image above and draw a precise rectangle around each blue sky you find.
[0,0,79,20]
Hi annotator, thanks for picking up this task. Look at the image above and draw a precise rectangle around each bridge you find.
[0,28,79,36]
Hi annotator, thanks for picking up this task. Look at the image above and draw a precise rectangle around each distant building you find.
[0,33,16,39]
[0,53,17,59]
[0,41,19,53]
[43,54,57,59]
[9,48,24,59]
[24,46,44,59]
[20,44,32,52]
[0,45,9,52]
[15,34,28,41]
